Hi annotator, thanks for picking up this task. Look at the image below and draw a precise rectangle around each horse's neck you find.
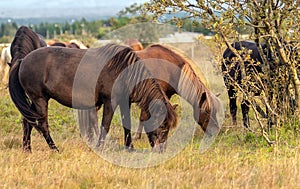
[131,80,164,107]
[178,87,201,109]
[177,66,204,108]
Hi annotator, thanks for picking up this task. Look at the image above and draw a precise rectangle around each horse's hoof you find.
[50,146,59,153]
[53,148,59,153]
[22,147,32,153]
[95,142,105,153]
[125,145,135,152]
[152,142,167,153]
[133,134,141,140]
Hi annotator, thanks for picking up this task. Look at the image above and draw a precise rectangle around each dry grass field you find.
[1,40,300,188]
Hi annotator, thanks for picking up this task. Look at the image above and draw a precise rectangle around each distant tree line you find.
[0,17,213,39]
[0,4,214,44]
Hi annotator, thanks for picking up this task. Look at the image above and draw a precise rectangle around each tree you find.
[146,0,300,144]
[102,3,175,46]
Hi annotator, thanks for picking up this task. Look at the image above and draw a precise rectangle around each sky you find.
[0,0,149,18]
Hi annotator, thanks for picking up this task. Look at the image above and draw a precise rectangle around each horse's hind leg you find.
[32,98,59,152]
[228,85,238,126]
[22,118,33,152]
[38,119,58,151]
[266,105,276,130]
[241,99,250,128]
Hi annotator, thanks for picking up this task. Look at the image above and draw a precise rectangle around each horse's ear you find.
[7,62,12,67]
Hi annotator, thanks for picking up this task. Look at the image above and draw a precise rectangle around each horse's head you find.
[194,92,221,137]
[156,103,178,152]
[143,100,178,153]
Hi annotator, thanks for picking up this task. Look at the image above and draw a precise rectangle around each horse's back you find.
[137,44,183,66]
[137,44,209,88]
[18,45,126,108]
[19,47,86,106]
[223,41,266,62]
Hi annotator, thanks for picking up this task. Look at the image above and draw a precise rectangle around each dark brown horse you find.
[9,26,178,152]
[222,41,271,128]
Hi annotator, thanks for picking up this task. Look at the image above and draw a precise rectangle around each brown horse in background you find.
[9,26,177,152]
[124,39,144,51]
[48,39,88,49]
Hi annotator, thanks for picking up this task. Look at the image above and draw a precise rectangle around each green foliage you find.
[146,0,300,144]
[0,35,13,43]
[0,21,18,38]
[181,19,213,35]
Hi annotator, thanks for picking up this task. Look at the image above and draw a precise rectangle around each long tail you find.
[9,60,41,122]
[8,26,46,122]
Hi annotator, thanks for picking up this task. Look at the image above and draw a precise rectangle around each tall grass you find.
[1,84,300,188]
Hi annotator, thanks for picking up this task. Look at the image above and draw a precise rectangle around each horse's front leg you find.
[22,118,33,152]
[133,123,143,140]
[228,85,238,126]
[133,110,148,140]
[119,100,134,151]
[96,101,113,150]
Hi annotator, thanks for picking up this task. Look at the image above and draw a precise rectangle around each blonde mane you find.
[178,63,211,106]
[144,44,213,115]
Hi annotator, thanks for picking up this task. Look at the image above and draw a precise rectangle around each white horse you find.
[0,44,11,84]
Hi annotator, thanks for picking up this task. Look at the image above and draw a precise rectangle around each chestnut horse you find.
[9,26,177,152]
[134,44,221,138]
